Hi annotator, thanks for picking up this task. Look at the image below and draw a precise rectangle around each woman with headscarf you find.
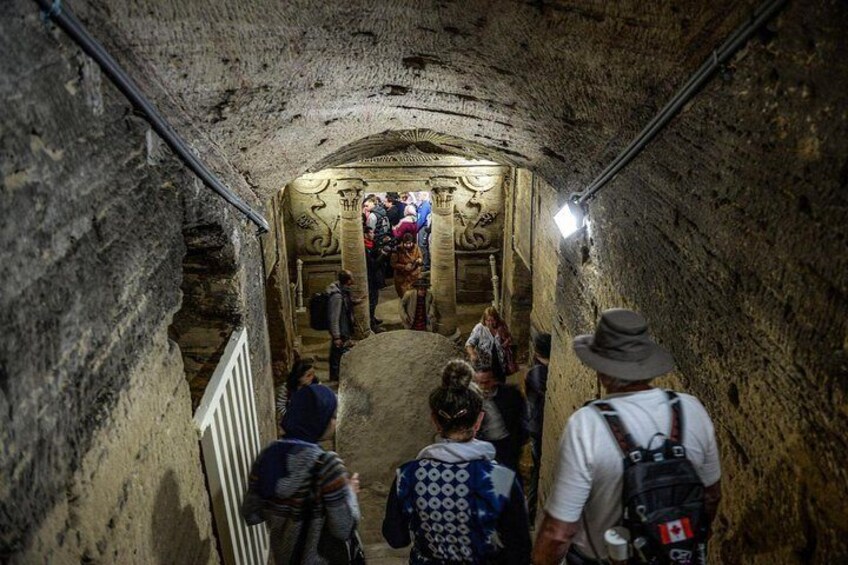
[465,306,518,382]
[243,384,362,564]
[390,233,423,298]
[382,360,531,563]
[392,204,419,240]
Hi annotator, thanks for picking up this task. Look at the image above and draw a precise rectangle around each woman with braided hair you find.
[382,360,531,564]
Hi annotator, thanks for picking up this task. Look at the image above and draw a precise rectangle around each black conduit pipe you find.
[34,0,271,234]
[577,0,789,205]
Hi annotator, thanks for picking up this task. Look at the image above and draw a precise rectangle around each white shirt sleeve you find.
[545,410,594,523]
[465,323,481,348]
[687,397,722,487]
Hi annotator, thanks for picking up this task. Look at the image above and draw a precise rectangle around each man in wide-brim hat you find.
[533,308,723,565]
[400,274,438,332]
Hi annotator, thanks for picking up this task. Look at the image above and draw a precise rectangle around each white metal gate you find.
[194,327,269,565]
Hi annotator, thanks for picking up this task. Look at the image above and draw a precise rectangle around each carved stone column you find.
[333,179,370,338]
[429,178,459,338]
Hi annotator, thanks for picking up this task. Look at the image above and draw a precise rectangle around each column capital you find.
[428,177,459,213]
[332,178,367,218]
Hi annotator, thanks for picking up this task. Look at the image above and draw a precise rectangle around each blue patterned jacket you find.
[383,439,531,564]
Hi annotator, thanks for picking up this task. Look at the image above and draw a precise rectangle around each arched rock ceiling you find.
[79,0,756,198]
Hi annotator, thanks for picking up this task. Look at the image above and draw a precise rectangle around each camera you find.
[378,236,398,253]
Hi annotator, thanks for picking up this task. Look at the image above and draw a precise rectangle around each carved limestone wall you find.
[453,174,504,251]
[287,178,342,258]
[282,147,508,302]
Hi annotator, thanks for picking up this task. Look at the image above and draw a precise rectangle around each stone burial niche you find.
[283,147,508,305]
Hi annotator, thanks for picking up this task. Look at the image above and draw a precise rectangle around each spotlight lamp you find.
[554,194,587,239]
[546,0,790,240]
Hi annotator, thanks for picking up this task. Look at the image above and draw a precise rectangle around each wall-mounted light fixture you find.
[554,194,587,239]
[553,0,787,240]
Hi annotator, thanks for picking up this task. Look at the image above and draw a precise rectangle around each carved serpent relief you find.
[291,180,340,256]
[454,175,502,251]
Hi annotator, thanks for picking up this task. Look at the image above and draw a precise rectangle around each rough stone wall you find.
[500,168,533,360]
[23,339,219,564]
[530,177,562,335]
[176,177,278,453]
[539,2,848,562]
[263,189,297,386]
[500,170,562,357]
[169,222,243,408]
[0,5,217,559]
[167,174,277,448]
[0,2,275,559]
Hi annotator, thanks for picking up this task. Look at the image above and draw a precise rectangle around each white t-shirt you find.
[545,388,721,559]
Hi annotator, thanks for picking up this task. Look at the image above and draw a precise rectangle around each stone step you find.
[362,542,408,562]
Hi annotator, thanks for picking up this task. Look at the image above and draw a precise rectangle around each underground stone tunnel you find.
[1,0,847,563]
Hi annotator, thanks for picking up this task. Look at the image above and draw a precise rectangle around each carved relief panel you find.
[285,167,506,259]
[452,174,505,251]
[287,179,341,257]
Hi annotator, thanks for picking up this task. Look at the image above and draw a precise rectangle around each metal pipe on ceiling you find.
[34,0,271,234]
[577,0,789,205]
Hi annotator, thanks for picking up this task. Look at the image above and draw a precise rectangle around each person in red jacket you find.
[392,204,419,240]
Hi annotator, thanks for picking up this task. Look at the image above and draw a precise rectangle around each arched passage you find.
[2,0,847,562]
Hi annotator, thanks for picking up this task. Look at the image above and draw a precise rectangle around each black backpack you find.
[591,390,708,564]
[308,291,331,331]
[373,208,391,240]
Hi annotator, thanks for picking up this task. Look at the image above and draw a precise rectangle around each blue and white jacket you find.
[382,439,531,564]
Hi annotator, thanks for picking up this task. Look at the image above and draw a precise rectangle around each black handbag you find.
[318,526,365,565]
[303,452,365,565]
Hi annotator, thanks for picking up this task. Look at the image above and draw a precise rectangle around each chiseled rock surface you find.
[336,330,461,561]
[69,0,757,199]
[336,330,462,485]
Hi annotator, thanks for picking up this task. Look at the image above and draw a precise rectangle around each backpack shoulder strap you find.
[591,400,640,456]
[291,448,328,563]
[665,390,683,443]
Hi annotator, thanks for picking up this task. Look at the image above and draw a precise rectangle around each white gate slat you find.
[240,352,268,560]
[233,356,264,563]
[233,350,265,563]
[239,352,262,470]
[228,348,264,562]
[202,417,235,561]
[220,395,250,562]
[227,368,250,487]
[215,407,250,562]
[223,381,257,564]
[238,347,269,560]
[194,328,269,565]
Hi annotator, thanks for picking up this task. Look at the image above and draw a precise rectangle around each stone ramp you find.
[358,487,409,564]
[336,330,464,563]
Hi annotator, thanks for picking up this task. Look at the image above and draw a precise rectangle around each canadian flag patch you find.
[658,518,694,544]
